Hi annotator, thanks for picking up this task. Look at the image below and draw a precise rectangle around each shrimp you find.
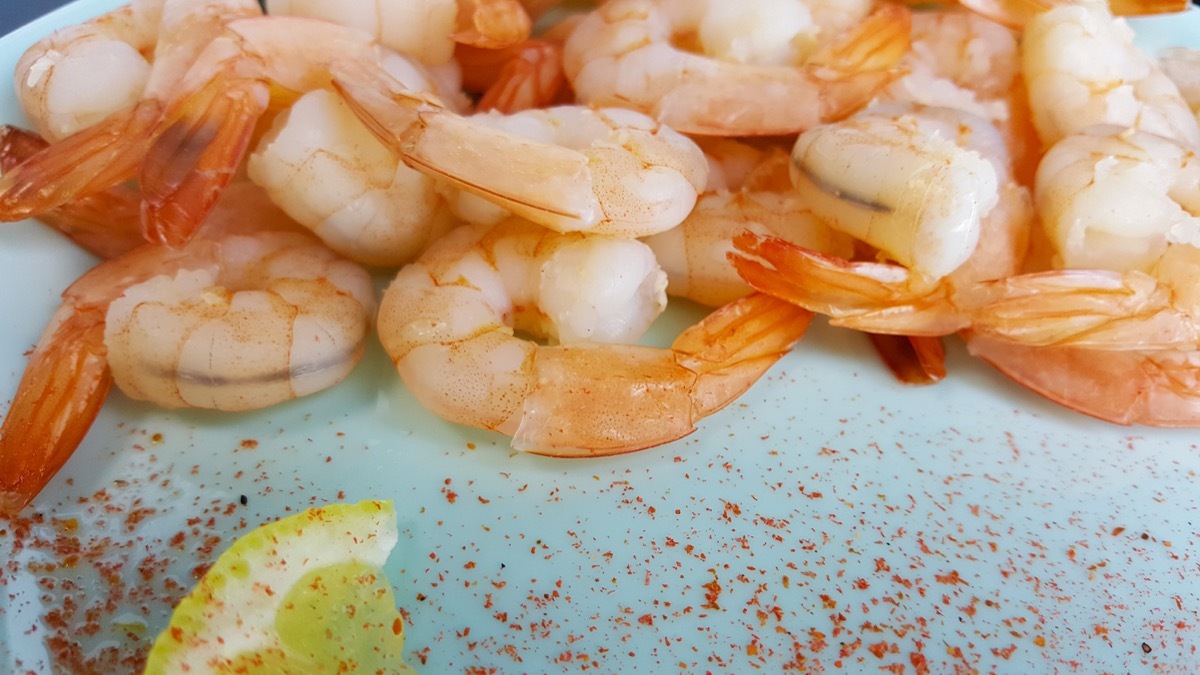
[377,217,812,455]
[14,0,261,141]
[0,227,374,514]
[644,142,854,308]
[457,39,568,113]
[0,12,464,249]
[966,334,1200,426]
[1021,1,1200,146]
[263,0,532,63]
[731,104,1033,337]
[560,0,911,136]
[0,125,143,258]
[961,125,1200,349]
[245,87,457,267]
[332,60,708,238]
[1158,46,1200,121]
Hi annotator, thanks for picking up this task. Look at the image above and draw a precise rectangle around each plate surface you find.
[2,2,1200,672]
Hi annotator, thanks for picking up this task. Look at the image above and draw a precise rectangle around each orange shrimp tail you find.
[0,126,143,259]
[0,100,162,223]
[0,307,111,514]
[868,334,947,385]
[140,75,270,249]
[514,294,811,458]
[966,334,1200,426]
[729,232,968,335]
[1107,0,1188,15]
[459,40,567,113]
[963,270,1198,348]
[674,293,814,419]
[454,0,533,49]
[809,4,913,72]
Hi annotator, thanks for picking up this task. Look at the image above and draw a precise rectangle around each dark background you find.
[2,0,73,37]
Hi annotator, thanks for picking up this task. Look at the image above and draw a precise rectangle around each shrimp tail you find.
[959,0,1186,29]
[963,270,1200,349]
[0,305,111,514]
[0,125,144,259]
[966,333,1200,426]
[867,334,947,385]
[461,40,567,113]
[729,232,969,335]
[673,293,814,418]
[516,294,812,457]
[808,4,913,73]
[0,100,162,223]
[140,74,270,248]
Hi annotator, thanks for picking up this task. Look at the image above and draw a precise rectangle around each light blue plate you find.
[2,2,1199,672]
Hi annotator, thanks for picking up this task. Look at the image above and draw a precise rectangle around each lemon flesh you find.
[144,500,414,674]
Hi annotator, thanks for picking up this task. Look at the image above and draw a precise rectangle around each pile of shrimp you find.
[0,0,1196,512]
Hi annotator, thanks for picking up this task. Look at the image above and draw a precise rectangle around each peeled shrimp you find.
[333,61,708,238]
[1,12,461,249]
[14,0,262,141]
[376,218,812,455]
[731,104,1033,337]
[561,0,911,136]
[264,0,532,64]
[0,227,374,513]
[246,89,458,267]
[1022,1,1200,146]
[644,142,853,307]
[962,125,1200,349]
[1159,46,1200,122]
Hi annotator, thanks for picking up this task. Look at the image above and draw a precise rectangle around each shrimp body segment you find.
[562,0,910,136]
[377,219,812,455]
[0,231,374,513]
[334,63,708,238]
[246,89,457,267]
[1022,2,1200,146]
[730,105,1033,337]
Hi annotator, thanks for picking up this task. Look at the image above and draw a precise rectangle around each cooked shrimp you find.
[0,125,143,258]
[561,0,911,136]
[0,13,463,249]
[962,126,1200,348]
[644,142,853,307]
[879,8,1020,122]
[1159,46,1200,120]
[967,334,1200,425]
[0,228,374,514]
[264,0,531,63]
[333,61,707,237]
[731,104,1033,337]
[377,217,812,455]
[246,89,457,267]
[457,39,567,113]
[1021,1,1200,146]
[14,0,261,141]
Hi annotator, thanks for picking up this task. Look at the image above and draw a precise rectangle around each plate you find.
[2,2,1200,672]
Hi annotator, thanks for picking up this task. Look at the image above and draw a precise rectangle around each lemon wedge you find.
[144,500,415,673]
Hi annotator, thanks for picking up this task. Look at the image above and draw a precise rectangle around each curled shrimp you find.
[377,218,812,455]
[245,86,458,267]
[644,141,854,308]
[561,0,911,136]
[0,225,374,514]
[333,60,708,238]
[961,125,1200,349]
[732,104,1033,337]
[14,0,261,141]
[1,12,463,249]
